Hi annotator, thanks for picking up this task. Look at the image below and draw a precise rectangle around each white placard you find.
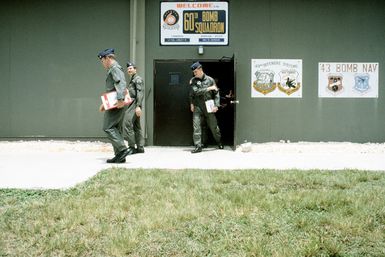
[160,1,228,45]
[205,99,215,113]
[251,59,302,98]
[318,62,379,98]
[101,90,132,110]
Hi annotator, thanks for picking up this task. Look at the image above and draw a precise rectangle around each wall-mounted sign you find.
[160,1,228,45]
[251,59,303,98]
[318,62,379,98]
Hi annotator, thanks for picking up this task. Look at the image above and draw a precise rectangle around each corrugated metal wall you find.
[0,0,130,137]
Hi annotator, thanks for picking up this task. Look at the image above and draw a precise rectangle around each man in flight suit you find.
[98,48,130,163]
[189,85,208,148]
[189,61,224,153]
[123,62,145,154]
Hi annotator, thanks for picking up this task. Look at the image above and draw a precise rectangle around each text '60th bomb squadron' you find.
[183,11,226,34]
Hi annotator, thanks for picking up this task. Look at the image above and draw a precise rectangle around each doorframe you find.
[153,57,237,149]
[231,55,237,150]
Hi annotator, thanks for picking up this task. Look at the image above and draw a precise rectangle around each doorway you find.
[154,58,236,148]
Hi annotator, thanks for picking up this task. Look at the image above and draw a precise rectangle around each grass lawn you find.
[1,168,385,256]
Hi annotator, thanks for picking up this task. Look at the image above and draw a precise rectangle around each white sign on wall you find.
[251,59,302,98]
[318,62,379,98]
[160,1,228,45]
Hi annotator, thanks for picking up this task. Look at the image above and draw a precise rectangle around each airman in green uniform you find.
[189,62,223,153]
[123,62,145,154]
[189,85,209,147]
[98,48,130,163]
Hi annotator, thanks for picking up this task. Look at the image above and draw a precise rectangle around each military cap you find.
[190,61,202,71]
[97,48,115,59]
[127,61,136,68]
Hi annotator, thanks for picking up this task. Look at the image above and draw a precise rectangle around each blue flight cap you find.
[191,61,202,71]
[97,48,115,59]
[127,61,136,68]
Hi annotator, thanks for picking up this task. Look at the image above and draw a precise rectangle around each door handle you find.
[230,100,239,104]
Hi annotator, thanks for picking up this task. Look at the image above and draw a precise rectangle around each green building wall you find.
[1,0,384,144]
[145,0,385,144]
[0,0,131,137]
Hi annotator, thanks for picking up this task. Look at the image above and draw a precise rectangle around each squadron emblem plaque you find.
[251,59,302,98]
[318,62,378,98]
[354,74,370,94]
[252,70,276,95]
[278,70,301,95]
[327,74,343,95]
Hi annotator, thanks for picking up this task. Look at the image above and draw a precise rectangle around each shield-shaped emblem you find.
[252,70,276,95]
[354,74,370,93]
[278,70,300,95]
[327,75,343,94]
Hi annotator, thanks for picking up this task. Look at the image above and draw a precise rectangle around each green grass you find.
[1,169,385,256]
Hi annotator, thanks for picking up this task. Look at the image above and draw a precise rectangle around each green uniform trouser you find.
[123,103,144,148]
[103,107,127,155]
[193,105,221,146]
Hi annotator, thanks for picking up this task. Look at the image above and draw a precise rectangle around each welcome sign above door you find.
[160,1,228,45]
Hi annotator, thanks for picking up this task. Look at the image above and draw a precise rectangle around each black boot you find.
[106,156,118,163]
[107,157,126,163]
[191,145,202,153]
[107,148,130,163]
[115,148,132,163]
[136,146,145,153]
[126,147,136,155]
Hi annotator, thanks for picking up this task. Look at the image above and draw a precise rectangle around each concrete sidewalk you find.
[1,142,385,189]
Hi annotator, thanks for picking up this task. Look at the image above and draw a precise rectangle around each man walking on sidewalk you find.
[123,61,145,154]
[98,48,131,163]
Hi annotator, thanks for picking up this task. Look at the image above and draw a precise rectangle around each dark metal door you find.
[154,60,193,146]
